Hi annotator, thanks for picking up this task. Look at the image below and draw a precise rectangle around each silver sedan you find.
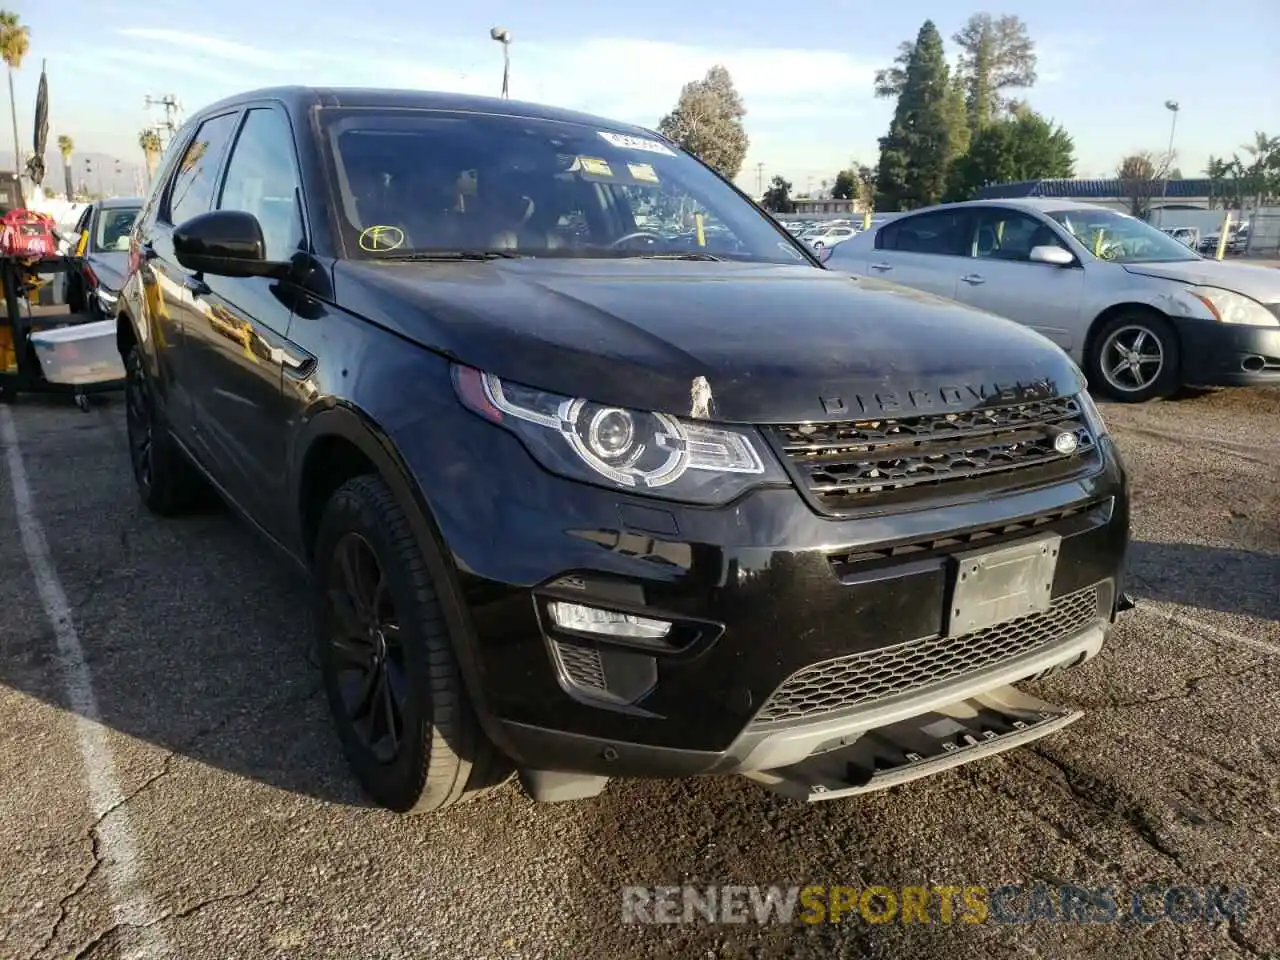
[825,198,1280,401]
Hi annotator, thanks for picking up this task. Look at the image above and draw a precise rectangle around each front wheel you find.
[1086,311,1180,403]
[314,474,511,814]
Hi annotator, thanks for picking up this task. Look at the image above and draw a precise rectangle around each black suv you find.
[116,87,1130,813]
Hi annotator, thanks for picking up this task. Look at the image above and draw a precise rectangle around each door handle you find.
[184,275,211,296]
[870,262,892,272]
[960,273,986,285]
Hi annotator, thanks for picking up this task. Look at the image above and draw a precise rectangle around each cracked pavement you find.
[0,386,1277,960]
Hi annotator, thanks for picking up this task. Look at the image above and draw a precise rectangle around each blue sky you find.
[9,0,1278,193]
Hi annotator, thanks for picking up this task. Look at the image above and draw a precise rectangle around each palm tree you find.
[138,128,162,186]
[57,133,73,198]
[0,10,30,176]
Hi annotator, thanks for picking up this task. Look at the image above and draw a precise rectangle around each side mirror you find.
[172,210,289,279]
[1029,245,1075,267]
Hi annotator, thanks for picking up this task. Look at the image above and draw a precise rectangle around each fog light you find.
[547,601,672,640]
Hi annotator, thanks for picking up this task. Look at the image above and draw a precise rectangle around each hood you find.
[1123,259,1280,303]
[87,250,129,291]
[334,258,1084,423]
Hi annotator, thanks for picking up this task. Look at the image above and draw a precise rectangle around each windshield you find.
[318,108,811,264]
[1047,208,1200,263]
[95,206,140,252]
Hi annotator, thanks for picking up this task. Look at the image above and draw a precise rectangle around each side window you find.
[165,112,239,227]
[876,210,969,256]
[217,108,305,261]
[972,209,1064,262]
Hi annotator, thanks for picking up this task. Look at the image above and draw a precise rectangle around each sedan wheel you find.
[1087,312,1180,403]
[1101,325,1164,394]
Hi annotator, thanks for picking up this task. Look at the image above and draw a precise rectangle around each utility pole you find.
[144,94,183,151]
[489,28,512,99]
[1157,100,1180,225]
[756,162,764,196]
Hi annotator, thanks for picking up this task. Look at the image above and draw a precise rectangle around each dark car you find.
[115,87,1130,814]
[65,196,143,319]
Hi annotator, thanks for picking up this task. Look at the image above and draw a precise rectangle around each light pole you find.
[1158,100,1180,219]
[490,27,511,99]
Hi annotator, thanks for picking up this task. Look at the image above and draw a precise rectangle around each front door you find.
[953,207,1086,352]
[182,106,310,542]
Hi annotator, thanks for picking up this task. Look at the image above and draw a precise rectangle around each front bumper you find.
[398,397,1130,780]
[1174,316,1280,386]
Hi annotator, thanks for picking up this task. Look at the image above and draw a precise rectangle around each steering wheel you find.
[610,231,663,248]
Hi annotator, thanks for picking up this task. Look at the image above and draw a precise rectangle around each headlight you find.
[1076,389,1109,438]
[1186,286,1279,327]
[452,365,789,504]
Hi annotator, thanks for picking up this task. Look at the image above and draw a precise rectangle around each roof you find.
[98,196,143,209]
[193,86,666,142]
[975,177,1215,200]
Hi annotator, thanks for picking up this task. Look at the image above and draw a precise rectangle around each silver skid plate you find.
[744,685,1081,802]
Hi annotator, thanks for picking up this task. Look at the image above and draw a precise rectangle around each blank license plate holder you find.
[946,534,1061,637]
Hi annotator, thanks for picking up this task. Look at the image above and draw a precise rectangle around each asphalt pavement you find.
[1,386,1277,960]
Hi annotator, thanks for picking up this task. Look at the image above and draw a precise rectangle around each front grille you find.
[771,397,1098,515]
[752,585,1101,725]
[827,500,1110,574]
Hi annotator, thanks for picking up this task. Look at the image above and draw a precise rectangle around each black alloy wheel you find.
[125,345,155,493]
[123,343,206,514]
[325,532,407,765]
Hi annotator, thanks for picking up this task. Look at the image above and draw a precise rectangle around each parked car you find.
[65,197,143,320]
[826,199,1280,402]
[116,87,1129,814]
[801,223,856,251]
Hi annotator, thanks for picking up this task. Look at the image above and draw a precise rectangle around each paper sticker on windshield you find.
[627,162,659,183]
[576,156,614,177]
[597,131,677,156]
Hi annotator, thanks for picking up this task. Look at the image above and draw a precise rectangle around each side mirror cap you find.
[172,210,290,279]
[1029,245,1075,267]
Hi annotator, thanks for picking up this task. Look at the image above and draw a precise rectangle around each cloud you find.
[113,28,287,68]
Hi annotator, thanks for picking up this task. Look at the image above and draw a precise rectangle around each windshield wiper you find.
[379,250,525,261]
[635,252,724,262]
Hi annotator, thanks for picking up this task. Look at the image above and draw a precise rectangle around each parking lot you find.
[0,386,1277,960]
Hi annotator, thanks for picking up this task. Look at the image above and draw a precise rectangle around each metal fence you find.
[1245,210,1280,258]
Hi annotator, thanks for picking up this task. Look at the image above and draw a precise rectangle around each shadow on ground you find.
[1128,540,1280,623]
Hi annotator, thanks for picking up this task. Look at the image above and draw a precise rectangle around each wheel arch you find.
[292,403,514,753]
[1083,301,1182,379]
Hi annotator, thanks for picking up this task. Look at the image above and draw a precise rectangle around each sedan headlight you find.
[452,365,789,504]
[1187,286,1279,327]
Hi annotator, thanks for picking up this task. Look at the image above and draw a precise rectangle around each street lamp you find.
[490,27,511,99]
[1158,100,1180,217]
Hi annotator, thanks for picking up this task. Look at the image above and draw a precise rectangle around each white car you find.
[826,198,1280,401]
[801,224,856,251]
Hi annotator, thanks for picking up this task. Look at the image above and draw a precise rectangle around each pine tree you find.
[875,21,956,211]
[658,65,749,181]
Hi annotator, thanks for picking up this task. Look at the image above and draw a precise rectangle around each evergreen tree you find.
[875,21,956,211]
[658,65,749,181]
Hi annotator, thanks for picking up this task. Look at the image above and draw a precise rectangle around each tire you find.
[124,344,207,514]
[1086,310,1181,403]
[314,474,511,814]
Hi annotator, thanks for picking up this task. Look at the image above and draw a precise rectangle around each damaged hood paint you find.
[1122,259,1280,303]
[334,258,1085,423]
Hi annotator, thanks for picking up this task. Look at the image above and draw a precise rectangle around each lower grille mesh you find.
[551,640,607,693]
[753,585,1101,725]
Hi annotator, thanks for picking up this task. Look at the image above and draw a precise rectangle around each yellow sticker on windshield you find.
[359,225,405,252]
[627,162,659,183]
[577,156,614,177]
